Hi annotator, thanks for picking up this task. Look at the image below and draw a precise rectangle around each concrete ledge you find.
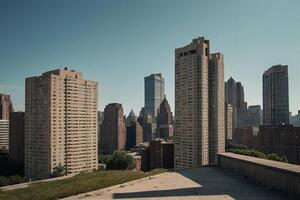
[218,152,300,198]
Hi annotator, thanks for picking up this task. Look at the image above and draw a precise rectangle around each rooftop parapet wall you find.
[218,152,300,198]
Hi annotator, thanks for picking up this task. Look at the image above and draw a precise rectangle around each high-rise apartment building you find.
[144,73,165,118]
[174,37,225,169]
[263,65,289,125]
[102,103,126,154]
[0,94,13,120]
[0,120,9,151]
[9,112,25,163]
[25,68,98,180]
[208,53,225,164]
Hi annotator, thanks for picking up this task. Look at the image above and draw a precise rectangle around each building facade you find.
[263,65,289,125]
[102,103,126,154]
[255,125,300,164]
[225,103,233,141]
[137,107,157,142]
[125,110,143,149]
[144,73,165,118]
[0,94,13,120]
[25,68,98,180]
[174,37,225,169]
[98,111,104,155]
[225,78,248,131]
[9,112,25,163]
[156,97,173,139]
[0,120,9,151]
[208,53,225,164]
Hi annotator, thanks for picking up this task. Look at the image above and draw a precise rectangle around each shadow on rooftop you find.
[113,167,289,200]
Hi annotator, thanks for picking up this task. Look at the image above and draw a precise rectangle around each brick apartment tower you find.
[25,68,98,180]
[174,37,225,169]
[102,103,126,154]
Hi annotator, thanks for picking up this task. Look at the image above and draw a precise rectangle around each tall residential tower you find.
[25,68,98,180]
[174,37,225,169]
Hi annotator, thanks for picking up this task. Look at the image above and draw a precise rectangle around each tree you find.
[106,151,135,170]
[51,164,66,178]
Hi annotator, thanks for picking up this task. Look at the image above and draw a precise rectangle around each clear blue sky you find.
[0,0,299,115]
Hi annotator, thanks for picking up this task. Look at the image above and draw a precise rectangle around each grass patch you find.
[0,169,168,200]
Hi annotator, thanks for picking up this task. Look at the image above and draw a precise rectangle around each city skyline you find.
[0,0,300,115]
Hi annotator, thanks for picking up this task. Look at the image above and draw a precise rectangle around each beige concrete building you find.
[225,103,233,141]
[25,68,98,180]
[174,37,225,169]
[209,53,225,164]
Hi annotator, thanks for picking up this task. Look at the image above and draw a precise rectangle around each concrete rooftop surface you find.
[62,167,289,200]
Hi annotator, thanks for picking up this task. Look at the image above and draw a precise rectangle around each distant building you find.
[98,111,104,155]
[9,112,25,163]
[144,73,165,118]
[140,144,151,172]
[0,94,13,120]
[248,105,262,126]
[225,103,233,141]
[125,110,143,149]
[25,68,98,180]
[156,96,173,139]
[102,103,126,154]
[137,107,156,142]
[140,139,174,171]
[225,78,248,131]
[255,125,300,164]
[263,65,289,125]
[233,127,258,149]
[236,82,247,109]
[237,105,262,128]
[290,111,300,127]
[174,37,225,169]
[0,120,9,151]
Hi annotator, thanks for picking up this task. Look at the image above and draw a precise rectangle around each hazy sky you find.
[0,0,299,115]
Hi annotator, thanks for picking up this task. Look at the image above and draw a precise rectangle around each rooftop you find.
[63,167,289,200]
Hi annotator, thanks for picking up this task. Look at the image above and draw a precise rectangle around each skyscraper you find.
[263,65,289,125]
[102,103,126,154]
[144,73,165,118]
[174,37,225,169]
[225,78,249,131]
[25,68,98,180]
[156,96,173,138]
[125,110,143,149]
[0,94,13,120]
[137,107,157,142]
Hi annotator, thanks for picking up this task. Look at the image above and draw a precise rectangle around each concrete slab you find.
[62,167,289,200]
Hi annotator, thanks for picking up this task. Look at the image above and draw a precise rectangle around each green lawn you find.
[0,169,168,200]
